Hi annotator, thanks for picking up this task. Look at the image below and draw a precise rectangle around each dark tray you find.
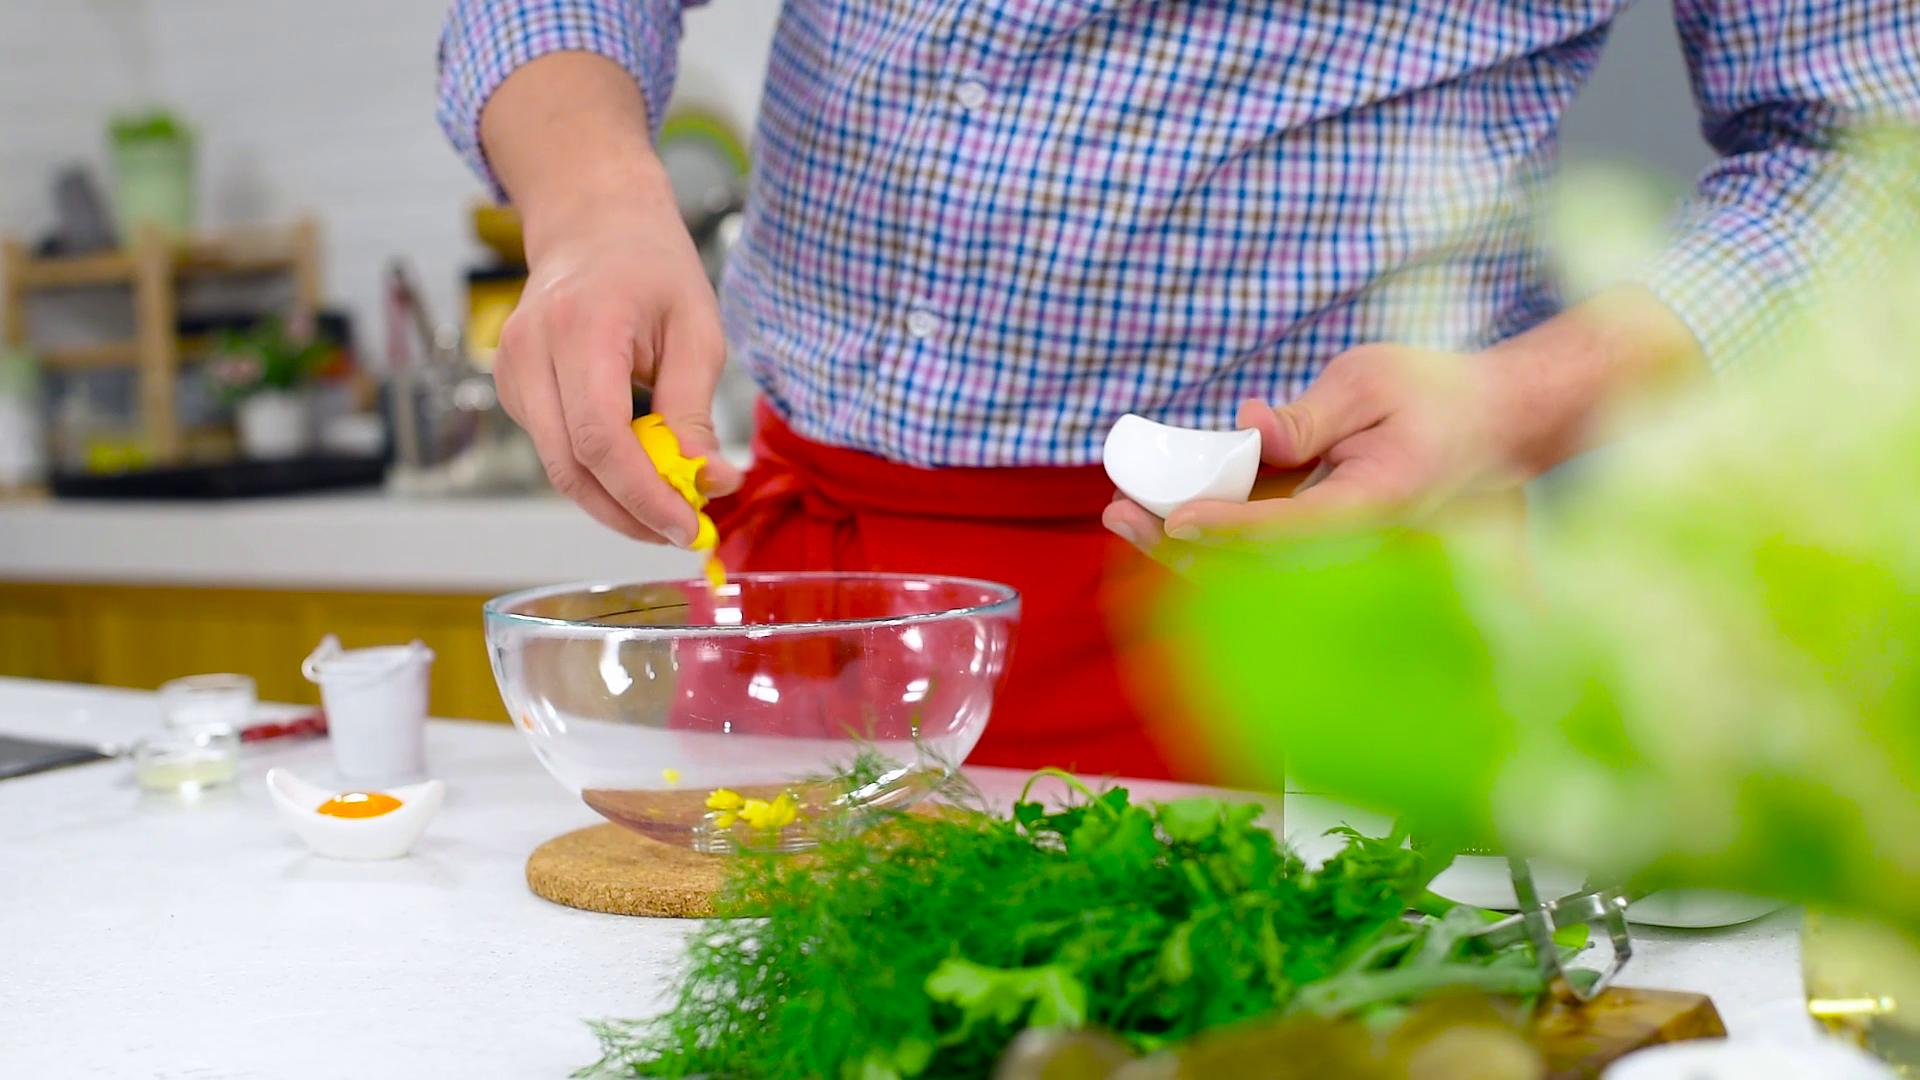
[50,455,388,500]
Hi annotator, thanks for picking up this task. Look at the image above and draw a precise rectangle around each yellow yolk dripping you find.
[315,791,404,818]
[631,414,727,588]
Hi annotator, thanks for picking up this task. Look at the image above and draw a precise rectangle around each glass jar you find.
[158,673,256,736]
[110,121,195,237]
[132,728,239,795]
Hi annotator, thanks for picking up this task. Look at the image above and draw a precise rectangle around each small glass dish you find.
[133,728,240,795]
[158,673,256,736]
[485,573,1021,852]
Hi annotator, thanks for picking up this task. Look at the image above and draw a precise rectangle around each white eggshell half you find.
[266,767,444,860]
[1102,414,1262,519]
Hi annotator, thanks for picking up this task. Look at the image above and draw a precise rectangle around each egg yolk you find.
[316,791,403,818]
[632,414,728,588]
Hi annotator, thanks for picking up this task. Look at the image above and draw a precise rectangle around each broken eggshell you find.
[1102,414,1262,520]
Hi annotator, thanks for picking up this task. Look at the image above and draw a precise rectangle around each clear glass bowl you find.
[484,573,1020,851]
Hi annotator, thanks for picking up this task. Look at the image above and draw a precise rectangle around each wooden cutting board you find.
[1535,987,1726,1078]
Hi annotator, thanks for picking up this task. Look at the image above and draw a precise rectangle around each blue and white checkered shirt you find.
[440,1,1919,467]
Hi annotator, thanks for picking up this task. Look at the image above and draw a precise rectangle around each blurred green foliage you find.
[108,109,192,146]
[1176,131,1920,935]
[210,319,329,400]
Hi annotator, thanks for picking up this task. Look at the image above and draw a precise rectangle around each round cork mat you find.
[526,823,729,918]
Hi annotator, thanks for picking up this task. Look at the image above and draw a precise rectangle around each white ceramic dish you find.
[265,767,444,860]
[1429,854,1784,929]
[1101,414,1261,519]
[1604,1037,1896,1079]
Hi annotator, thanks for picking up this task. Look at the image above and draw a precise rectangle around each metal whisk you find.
[1469,857,1637,1002]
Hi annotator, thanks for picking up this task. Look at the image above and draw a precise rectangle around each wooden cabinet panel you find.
[0,586,89,683]
[0,582,508,722]
[90,588,318,704]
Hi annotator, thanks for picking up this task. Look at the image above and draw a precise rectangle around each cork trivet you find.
[526,822,730,918]
[528,782,970,918]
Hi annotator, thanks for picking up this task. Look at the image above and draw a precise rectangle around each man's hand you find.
[482,53,742,546]
[1103,345,1514,558]
[1103,287,1706,557]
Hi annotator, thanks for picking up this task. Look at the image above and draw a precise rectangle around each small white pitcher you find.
[302,635,434,786]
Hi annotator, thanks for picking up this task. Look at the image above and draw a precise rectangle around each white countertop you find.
[0,491,702,592]
[0,677,1812,1078]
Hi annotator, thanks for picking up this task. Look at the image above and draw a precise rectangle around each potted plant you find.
[108,109,195,239]
[209,320,329,460]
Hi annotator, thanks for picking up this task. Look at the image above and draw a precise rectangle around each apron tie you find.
[714,459,857,573]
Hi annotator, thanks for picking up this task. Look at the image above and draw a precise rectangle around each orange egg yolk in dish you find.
[315,791,404,818]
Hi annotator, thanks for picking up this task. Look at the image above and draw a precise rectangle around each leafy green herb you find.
[585,772,1572,1079]
[206,318,330,400]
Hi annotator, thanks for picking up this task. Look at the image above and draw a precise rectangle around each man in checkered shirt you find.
[440,2,1917,776]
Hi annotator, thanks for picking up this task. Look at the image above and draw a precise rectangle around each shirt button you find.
[906,308,941,340]
[954,78,989,111]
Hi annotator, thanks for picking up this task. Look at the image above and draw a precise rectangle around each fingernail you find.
[1107,520,1140,548]
[665,526,693,548]
[1166,524,1200,542]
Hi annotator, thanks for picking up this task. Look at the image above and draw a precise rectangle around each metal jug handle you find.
[303,637,433,686]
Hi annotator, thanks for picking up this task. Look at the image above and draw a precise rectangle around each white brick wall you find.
[0,2,154,242]
[2,0,778,367]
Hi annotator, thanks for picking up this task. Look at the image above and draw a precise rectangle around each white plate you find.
[1623,889,1784,929]
[1429,855,1783,928]
[1604,1037,1896,1079]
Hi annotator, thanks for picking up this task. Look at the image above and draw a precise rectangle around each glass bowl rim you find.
[482,571,1022,640]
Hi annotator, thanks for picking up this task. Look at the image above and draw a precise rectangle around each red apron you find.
[707,402,1191,780]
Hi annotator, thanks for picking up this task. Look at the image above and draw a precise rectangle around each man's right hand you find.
[480,53,742,546]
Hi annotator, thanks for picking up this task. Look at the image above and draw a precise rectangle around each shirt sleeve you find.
[436,0,698,197]
[1634,1,1920,369]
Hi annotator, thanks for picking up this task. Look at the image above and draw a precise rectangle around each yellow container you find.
[464,268,526,370]
[471,202,524,265]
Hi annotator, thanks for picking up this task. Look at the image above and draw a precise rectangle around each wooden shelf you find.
[11,223,315,291]
[41,341,140,369]
[3,220,323,465]
[175,225,314,277]
[12,251,136,289]
[39,335,216,371]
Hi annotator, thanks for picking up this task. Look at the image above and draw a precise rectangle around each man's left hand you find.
[1103,343,1529,558]
[1103,287,1708,560]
